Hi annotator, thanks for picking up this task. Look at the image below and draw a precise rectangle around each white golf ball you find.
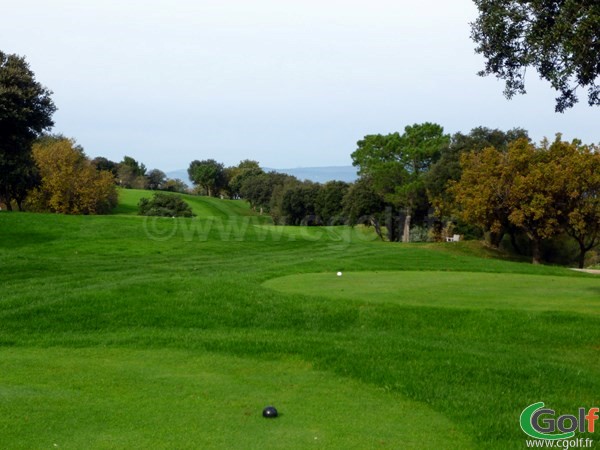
[337,271,342,277]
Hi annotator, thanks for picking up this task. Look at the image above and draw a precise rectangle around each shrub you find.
[138,193,195,217]
[28,137,118,214]
[409,225,432,242]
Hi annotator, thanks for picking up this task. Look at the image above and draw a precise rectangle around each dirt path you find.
[571,268,600,275]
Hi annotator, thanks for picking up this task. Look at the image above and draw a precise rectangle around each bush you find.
[138,193,195,217]
[28,137,118,214]
[409,225,432,242]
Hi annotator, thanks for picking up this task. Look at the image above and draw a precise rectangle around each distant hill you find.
[165,169,192,185]
[265,166,358,183]
[167,166,358,187]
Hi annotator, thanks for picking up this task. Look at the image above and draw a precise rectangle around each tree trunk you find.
[402,214,411,243]
[5,200,13,211]
[531,238,542,265]
[370,217,384,240]
[385,207,398,242]
[509,231,521,254]
[488,231,504,248]
[577,241,587,269]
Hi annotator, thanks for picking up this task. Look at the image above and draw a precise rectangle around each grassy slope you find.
[113,188,267,219]
[1,192,599,448]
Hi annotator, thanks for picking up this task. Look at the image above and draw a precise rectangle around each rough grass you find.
[1,193,599,449]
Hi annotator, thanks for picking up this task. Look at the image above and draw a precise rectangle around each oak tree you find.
[471,0,600,112]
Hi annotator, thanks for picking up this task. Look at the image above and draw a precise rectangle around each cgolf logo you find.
[520,402,599,440]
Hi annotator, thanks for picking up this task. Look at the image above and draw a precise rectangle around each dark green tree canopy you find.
[0,52,56,139]
[138,193,194,217]
[315,180,349,223]
[0,51,56,210]
[471,0,600,112]
[225,160,264,199]
[188,159,226,197]
[280,181,321,226]
[92,157,119,177]
[146,169,167,190]
[351,123,449,241]
[120,156,147,177]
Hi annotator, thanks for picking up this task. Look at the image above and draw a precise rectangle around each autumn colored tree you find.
[546,138,600,268]
[28,137,117,214]
[502,140,565,264]
[448,146,514,248]
[425,127,529,206]
[449,137,600,265]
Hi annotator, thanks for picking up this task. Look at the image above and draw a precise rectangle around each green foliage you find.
[351,123,450,241]
[225,159,264,199]
[138,192,195,217]
[315,180,349,223]
[279,181,321,225]
[162,178,188,193]
[146,168,166,190]
[471,0,600,112]
[120,156,146,177]
[91,156,118,177]
[408,225,432,243]
[239,171,293,212]
[342,177,386,238]
[117,156,148,189]
[188,159,226,197]
[0,51,56,210]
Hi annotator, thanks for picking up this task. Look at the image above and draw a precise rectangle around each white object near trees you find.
[446,234,460,242]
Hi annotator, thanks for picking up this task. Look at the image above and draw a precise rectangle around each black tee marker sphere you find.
[262,406,278,418]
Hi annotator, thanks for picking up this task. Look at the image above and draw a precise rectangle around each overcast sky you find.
[3,0,599,171]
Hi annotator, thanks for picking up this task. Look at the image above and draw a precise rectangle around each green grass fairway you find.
[0,348,470,449]
[1,192,600,449]
[263,271,600,314]
[113,188,265,219]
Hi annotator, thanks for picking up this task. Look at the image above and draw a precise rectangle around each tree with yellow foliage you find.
[28,136,117,214]
[450,136,600,266]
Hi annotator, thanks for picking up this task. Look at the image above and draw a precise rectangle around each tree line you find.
[2,49,599,267]
[183,123,600,268]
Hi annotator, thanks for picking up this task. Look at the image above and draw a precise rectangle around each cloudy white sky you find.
[3,0,599,171]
